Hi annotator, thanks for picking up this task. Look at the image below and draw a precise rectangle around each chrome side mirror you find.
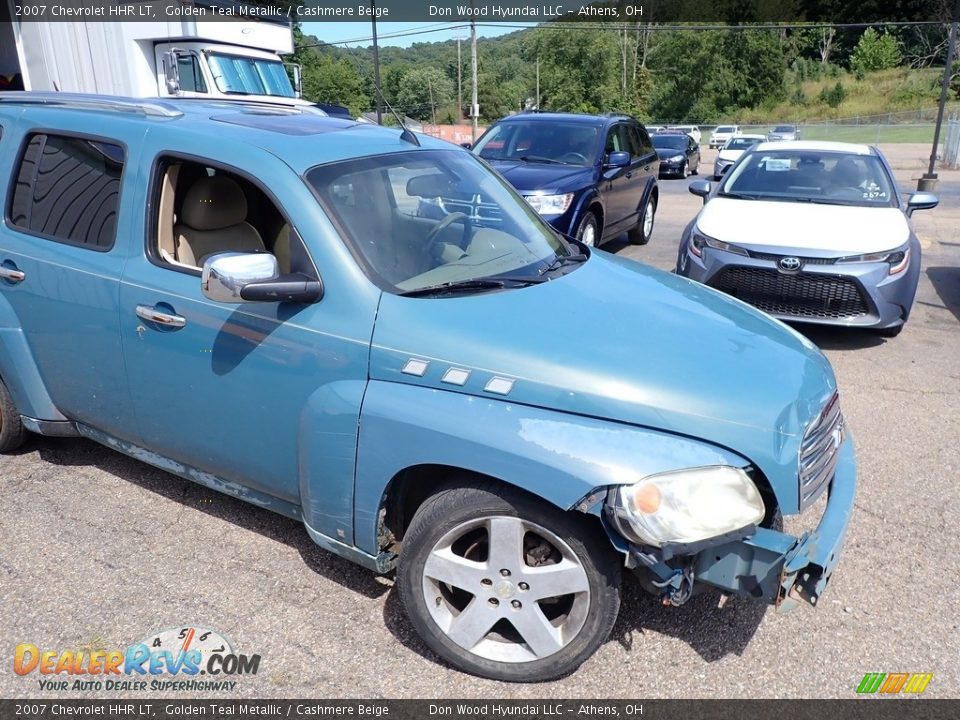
[162,50,181,95]
[203,252,323,304]
[203,252,279,303]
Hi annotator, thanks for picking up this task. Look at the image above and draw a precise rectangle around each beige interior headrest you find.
[180,176,248,231]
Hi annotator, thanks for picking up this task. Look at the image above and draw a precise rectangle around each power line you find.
[301,20,946,48]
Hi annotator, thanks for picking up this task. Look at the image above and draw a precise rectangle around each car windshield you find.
[725,137,762,150]
[206,53,295,97]
[773,125,795,132]
[715,126,736,133]
[305,150,575,295]
[473,121,600,166]
[653,135,687,150]
[721,149,896,207]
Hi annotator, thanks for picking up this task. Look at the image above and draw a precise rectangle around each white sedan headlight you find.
[689,228,749,258]
[605,466,765,547]
[524,192,574,215]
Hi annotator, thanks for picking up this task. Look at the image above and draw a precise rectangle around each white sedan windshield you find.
[722,150,896,207]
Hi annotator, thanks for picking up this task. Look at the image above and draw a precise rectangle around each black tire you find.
[691,158,699,176]
[629,196,656,245]
[397,480,621,682]
[575,211,600,248]
[877,324,904,338]
[0,376,26,453]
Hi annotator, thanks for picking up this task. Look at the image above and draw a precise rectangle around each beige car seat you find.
[173,176,265,267]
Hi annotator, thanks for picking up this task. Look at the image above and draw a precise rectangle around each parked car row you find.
[469,112,937,339]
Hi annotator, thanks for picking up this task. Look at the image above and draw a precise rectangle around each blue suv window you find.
[9,133,124,250]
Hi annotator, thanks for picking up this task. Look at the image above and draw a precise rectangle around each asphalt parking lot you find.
[1,144,958,699]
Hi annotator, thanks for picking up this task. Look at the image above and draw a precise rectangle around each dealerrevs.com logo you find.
[14,626,260,692]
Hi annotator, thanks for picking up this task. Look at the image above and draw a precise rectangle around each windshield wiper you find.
[540,252,588,276]
[719,191,760,200]
[398,276,545,298]
[519,155,563,165]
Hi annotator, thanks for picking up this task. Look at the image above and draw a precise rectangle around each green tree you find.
[291,28,365,114]
[818,80,847,108]
[850,29,902,75]
[522,28,620,113]
[395,67,454,122]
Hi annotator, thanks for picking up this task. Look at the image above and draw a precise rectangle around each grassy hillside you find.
[733,68,944,125]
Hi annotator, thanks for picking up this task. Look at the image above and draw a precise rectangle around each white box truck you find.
[1,0,303,103]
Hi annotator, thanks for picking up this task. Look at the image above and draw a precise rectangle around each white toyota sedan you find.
[677,141,939,337]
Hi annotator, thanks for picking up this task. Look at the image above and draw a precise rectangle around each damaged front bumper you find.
[691,434,857,611]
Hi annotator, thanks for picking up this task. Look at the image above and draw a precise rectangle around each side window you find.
[619,125,642,161]
[9,133,124,250]
[605,126,621,154]
[634,126,654,157]
[152,158,305,275]
[177,55,208,93]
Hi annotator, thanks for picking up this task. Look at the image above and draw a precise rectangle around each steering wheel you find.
[425,211,472,254]
[558,152,588,164]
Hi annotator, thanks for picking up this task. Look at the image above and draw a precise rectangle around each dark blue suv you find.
[471,112,659,247]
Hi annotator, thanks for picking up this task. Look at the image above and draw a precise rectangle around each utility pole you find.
[471,13,478,141]
[535,56,539,110]
[922,0,960,189]
[428,78,437,127]
[371,0,382,125]
[457,37,463,123]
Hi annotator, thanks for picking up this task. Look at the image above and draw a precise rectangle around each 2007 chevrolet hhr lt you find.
[0,92,855,682]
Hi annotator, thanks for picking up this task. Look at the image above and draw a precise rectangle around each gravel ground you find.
[1,144,958,700]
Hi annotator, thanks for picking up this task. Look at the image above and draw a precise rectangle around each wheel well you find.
[587,203,604,234]
[649,186,659,208]
[377,465,601,553]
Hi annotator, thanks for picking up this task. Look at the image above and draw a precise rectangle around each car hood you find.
[486,160,595,194]
[370,252,837,495]
[698,197,910,254]
[655,148,686,160]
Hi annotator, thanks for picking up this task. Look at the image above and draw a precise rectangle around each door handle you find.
[0,266,25,283]
[136,305,186,329]
[625,172,633,179]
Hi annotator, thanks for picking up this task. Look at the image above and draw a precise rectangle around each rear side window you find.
[9,133,124,250]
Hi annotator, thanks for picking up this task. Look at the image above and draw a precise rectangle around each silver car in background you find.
[713,134,766,179]
[677,141,938,337]
[767,124,800,142]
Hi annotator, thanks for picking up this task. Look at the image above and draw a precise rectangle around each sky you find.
[301,21,531,48]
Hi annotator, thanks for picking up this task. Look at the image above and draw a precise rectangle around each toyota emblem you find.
[778,256,802,272]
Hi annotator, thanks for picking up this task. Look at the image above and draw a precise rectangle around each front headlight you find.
[669,154,685,163]
[605,466,765,548]
[524,192,574,215]
[836,246,910,275]
[689,228,749,258]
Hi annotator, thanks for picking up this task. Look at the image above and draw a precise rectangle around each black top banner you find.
[1,0,952,24]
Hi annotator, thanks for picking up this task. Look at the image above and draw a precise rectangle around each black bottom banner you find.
[1,700,958,720]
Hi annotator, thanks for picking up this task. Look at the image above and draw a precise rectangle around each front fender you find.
[353,381,750,556]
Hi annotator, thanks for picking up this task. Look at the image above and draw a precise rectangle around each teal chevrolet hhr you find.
[0,92,855,682]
